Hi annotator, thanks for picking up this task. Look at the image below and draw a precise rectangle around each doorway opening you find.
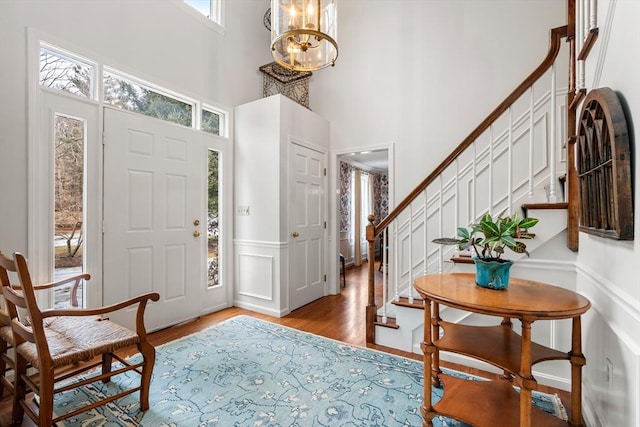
[337,149,389,271]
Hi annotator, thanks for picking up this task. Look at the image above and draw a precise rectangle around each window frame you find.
[202,104,227,137]
[103,67,196,128]
[180,0,225,34]
[39,43,98,100]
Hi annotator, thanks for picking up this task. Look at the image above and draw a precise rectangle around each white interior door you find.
[289,142,326,311]
[103,108,206,331]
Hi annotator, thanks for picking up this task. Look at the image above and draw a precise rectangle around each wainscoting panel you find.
[237,253,274,301]
[577,262,640,427]
[233,239,289,317]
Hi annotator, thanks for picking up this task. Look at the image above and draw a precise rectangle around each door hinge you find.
[324,274,327,282]
[324,221,327,229]
[324,168,326,176]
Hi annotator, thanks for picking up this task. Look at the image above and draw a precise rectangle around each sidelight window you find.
[53,114,86,307]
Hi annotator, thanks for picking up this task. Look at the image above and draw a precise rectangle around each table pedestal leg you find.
[570,316,586,427]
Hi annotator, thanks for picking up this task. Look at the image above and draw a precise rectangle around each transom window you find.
[39,46,95,99]
[202,107,223,136]
[39,44,228,136]
[104,70,194,128]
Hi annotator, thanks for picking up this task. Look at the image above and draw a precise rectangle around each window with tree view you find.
[40,47,94,99]
[54,114,85,307]
[104,71,193,127]
[202,108,222,135]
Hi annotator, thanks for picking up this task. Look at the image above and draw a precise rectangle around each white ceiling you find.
[340,149,388,174]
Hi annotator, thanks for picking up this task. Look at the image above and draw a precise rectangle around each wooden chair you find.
[2,252,160,426]
[0,251,86,398]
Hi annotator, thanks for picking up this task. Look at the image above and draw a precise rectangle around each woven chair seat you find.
[16,316,139,369]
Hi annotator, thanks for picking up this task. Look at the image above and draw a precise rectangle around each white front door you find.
[103,108,207,331]
[289,142,326,311]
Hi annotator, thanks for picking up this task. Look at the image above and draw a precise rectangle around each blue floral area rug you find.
[54,315,566,426]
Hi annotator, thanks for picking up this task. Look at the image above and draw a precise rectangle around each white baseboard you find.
[233,300,290,318]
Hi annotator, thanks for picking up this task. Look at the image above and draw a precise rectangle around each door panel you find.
[103,108,204,331]
[289,142,326,310]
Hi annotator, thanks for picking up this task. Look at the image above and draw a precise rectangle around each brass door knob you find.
[193,231,201,237]
[292,232,299,238]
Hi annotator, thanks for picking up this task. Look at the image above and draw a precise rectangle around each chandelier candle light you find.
[271,0,338,72]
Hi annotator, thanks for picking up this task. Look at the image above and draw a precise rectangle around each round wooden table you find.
[413,273,591,427]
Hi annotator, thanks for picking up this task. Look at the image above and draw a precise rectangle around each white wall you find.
[0,0,272,254]
[576,1,640,426]
[311,0,566,198]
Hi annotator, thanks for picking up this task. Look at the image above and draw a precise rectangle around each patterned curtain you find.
[339,161,388,264]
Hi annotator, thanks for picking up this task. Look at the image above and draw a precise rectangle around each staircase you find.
[363,23,587,391]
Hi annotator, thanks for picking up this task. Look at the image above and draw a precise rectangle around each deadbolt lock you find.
[292,232,299,238]
[193,219,200,226]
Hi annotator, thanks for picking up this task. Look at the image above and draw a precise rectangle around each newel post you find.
[366,214,376,344]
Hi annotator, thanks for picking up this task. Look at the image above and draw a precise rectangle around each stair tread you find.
[375,315,399,329]
[521,202,568,218]
[391,296,424,309]
[521,202,568,210]
[451,256,475,264]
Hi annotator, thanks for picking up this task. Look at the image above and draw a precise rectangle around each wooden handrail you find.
[373,26,568,238]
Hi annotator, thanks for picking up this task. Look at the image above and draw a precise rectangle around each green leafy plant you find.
[433,211,539,260]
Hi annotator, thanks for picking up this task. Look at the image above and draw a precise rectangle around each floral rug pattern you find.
[55,315,565,426]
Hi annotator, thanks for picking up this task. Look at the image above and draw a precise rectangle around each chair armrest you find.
[43,292,160,338]
[31,273,91,308]
[41,292,160,318]
[32,273,91,290]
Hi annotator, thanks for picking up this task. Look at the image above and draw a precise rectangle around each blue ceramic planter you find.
[473,258,513,290]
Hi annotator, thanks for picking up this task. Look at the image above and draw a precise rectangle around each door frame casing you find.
[329,144,394,295]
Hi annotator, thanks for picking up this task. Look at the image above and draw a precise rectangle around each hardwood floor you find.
[0,261,571,426]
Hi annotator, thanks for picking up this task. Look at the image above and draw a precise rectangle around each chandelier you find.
[270,0,338,72]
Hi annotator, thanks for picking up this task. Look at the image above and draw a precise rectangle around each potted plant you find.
[433,211,539,290]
